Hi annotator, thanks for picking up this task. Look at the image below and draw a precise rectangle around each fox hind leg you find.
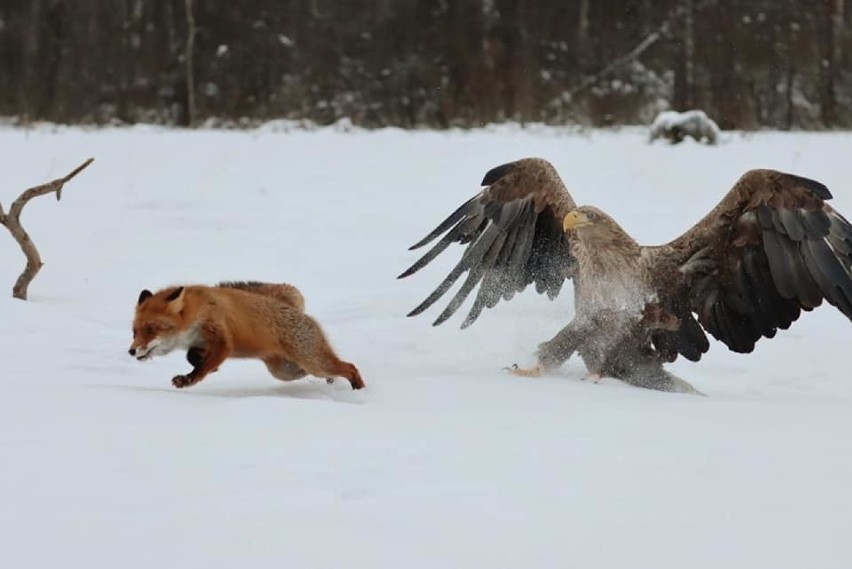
[335,360,365,390]
[264,356,362,390]
[282,313,366,390]
[299,351,365,390]
[264,358,308,382]
[325,360,365,390]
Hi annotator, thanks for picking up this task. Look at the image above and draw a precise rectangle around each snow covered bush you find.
[649,109,720,145]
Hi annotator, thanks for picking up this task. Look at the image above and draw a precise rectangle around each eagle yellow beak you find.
[563,211,585,232]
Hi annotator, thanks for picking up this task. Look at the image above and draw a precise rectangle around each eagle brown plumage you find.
[400,158,852,394]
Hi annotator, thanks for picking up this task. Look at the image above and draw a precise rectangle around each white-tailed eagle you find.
[399,158,852,394]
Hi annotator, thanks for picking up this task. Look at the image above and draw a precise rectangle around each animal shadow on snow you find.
[101,378,364,404]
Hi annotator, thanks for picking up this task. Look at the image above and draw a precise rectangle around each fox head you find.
[129,286,196,360]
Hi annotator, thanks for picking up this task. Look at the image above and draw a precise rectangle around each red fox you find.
[128,281,365,390]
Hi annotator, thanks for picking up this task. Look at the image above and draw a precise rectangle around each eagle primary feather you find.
[399,158,576,327]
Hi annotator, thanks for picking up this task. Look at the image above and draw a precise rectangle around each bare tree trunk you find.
[20,0,44,124]
[507,0,531,122]
[833,0,845,68]
[184,0,197,126]
[834,0,845,125]
[785,35,795,130]
[0,159,94,300]
[577,0,590,68]
[310,0,327,19]
[684,0,695,108]
[822,0,845,126]
[641,0,653,36]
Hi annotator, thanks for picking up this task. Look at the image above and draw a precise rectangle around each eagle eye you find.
[586,211,598,221]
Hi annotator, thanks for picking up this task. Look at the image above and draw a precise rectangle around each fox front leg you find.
[186,347,204,368]
[185,347,221,373]
[173,332,229,388]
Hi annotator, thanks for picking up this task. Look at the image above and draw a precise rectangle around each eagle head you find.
[562,206,638,249]
[562,206,610,231]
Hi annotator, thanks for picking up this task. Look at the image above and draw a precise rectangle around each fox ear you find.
[138,289,153,305]
[166,286,184,301]
[166,286,185,312]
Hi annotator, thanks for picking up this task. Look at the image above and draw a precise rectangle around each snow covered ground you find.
[2,124,851,568]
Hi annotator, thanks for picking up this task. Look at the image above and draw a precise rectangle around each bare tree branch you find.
[565,0,718,102]
[566,31,664,102]
[0,158,94,300]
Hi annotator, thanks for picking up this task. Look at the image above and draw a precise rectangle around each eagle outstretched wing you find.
[399,158,577,328]
[646,169,852,359]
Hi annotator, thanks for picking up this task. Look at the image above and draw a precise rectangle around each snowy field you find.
[2,124,852,568]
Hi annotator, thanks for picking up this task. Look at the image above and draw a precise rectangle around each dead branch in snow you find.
[0,158,94,300]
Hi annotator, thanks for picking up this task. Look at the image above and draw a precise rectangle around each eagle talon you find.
[507,364,543,378]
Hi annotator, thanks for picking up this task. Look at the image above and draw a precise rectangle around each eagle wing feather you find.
[646,169,852,358]
[400,158,577,327]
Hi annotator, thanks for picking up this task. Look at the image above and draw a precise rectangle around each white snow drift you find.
[1,124,851,568]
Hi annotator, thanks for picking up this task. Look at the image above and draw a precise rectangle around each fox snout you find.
[128,343,148,360]
[129,333,190,361]
[128,340,155,361]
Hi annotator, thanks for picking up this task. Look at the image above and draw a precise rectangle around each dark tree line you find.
[0,0,848,129]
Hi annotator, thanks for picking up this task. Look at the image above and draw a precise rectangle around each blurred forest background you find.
[0,0,848,130]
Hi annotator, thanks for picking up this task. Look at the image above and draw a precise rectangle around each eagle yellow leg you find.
[504,364,543,377]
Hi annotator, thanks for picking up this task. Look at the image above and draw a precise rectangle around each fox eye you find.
[143,324,156,335]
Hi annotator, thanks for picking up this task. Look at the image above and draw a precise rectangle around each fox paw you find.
[171,374,197,388]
